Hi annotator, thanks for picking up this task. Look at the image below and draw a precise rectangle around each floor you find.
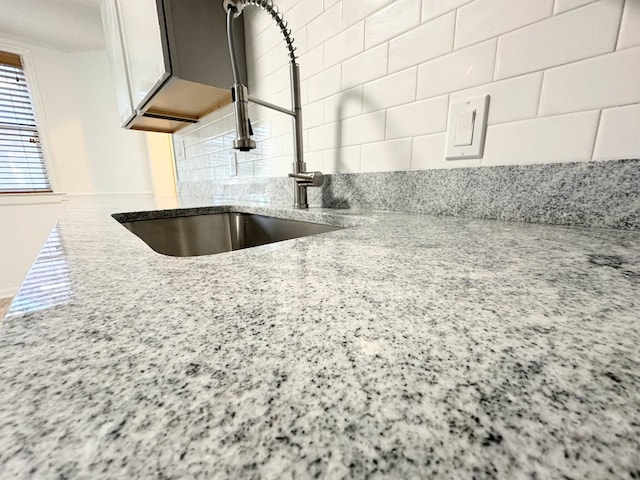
[0,297,12,318]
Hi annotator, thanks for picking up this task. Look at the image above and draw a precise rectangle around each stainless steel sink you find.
[117,212,343,257]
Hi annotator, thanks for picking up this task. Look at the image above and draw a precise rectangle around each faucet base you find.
[294,182,308,209]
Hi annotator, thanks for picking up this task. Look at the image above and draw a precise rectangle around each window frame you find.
[0,40,61,202]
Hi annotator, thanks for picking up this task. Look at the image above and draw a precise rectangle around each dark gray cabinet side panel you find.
[163,0,248,88]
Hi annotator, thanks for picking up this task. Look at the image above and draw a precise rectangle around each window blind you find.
[0,50,51,193]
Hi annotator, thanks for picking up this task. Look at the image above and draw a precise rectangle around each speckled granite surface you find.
[1,196,639,478]
[179,159,640,229]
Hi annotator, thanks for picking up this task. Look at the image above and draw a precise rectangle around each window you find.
[0,50,51,193]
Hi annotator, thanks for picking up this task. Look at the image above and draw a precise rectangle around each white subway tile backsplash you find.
[306,3,342,49]
[342,43,388,90]
[241,146,263,162]
[455,0,553,49]
[324,21,364,68]
[252,46,290,83]
[252,120,271,142]
[449,72,543,125]
[342,111,386,146]
[411,133,446,170]
[386,95,449,139]
[593,104,640,160]
[176,0,640,182]
[307,64,342,103]
[343,0,394,27]
[304,151,324,171]
[248,102,268,124]
[278,0,303,13]
[288,0,323,30]
[388,12,455,73]
[482,111,600,165]
[539,46,640,115]
[295,26,308,57]
[361,138,413,172]
[324,87,364,123]
[495,0,623,79]
[237,160,254,178]
[412,132,482,169]
[323,146,362,174]
[303,130,309,153]
[303,99,324,128]
[282,135,298,156]
[618,0,640,49]
[244,5,271,37]
[362,68,417,113]
[248,22,283,62]
[417,39,497,99]
[300,79,308,105]
[272,155,294,176]
[254,159,271,177]
[300,44,324,81]
[252,65,290,99]
[364,0,422,49]
[271,113,292,137]
[308,123,339,152]
[261,136,283,159]
[213,165,227,180]
[421,0,473,23]
[553,0,597,15]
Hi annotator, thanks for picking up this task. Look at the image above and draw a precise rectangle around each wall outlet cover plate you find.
[228,151,238,177]
[446,94,490,160]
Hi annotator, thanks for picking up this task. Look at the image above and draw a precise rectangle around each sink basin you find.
[115,212,343,257]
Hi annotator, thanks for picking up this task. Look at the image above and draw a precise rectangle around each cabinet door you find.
[116,0,169,110]
[100,0,134,126]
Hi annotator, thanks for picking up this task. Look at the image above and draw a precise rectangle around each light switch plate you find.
[446,95,490,160]
[454,110,475,146]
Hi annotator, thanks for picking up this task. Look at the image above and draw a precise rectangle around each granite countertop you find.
[1,196,639,479]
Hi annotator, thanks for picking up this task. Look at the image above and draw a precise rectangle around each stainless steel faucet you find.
[223,0,323,209]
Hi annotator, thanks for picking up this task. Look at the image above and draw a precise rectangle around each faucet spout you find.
[231,83,256,151]
[225,4,255,151]
[223,0,323,209]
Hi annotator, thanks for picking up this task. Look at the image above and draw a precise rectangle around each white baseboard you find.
[65,192,153,197]
[0,193,65,206]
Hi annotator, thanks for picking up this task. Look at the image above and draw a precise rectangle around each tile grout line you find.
[492,36,500,81]
[536,70,546,117]
[453,7,460,51]
[614,0,626,51]
[590,109,604,161]
[409,136,415,170]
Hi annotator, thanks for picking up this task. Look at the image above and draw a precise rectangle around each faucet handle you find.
[288,171,324,187]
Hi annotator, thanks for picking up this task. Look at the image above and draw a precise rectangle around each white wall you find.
[0,37,153,298]
[174,0,640,181]
[29,47,152,194]
[145,132,178,200]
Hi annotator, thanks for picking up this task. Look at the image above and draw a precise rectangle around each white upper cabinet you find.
[116,0,169,108]
[100,0,134,127]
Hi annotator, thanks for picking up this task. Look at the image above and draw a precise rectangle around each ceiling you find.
[0,0,105,52]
